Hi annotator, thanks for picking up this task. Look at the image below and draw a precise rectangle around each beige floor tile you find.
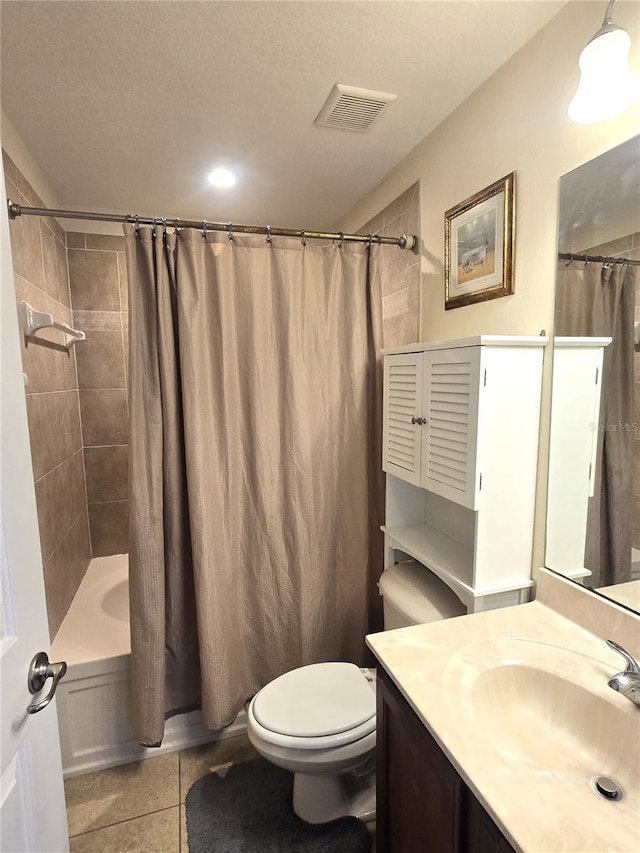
[65,752,180,836]
[179,733,258,802]
[69,806,179,853]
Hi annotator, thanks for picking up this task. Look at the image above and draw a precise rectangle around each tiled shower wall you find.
[359,181,420,348]
[3,151,91,639]
[67,232,129,557]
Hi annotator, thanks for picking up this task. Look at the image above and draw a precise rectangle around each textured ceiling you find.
[1,1,565,229]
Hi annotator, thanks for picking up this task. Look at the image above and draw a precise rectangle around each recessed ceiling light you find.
[208,167,236,188]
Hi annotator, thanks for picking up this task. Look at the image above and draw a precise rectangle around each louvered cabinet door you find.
[382,353,424,486]
[421,347,481,509]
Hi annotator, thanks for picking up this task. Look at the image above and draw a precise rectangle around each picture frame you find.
[444,172,515,310]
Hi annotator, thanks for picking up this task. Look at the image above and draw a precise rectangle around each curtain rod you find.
[6,200,417,252]
[558,252,640,267]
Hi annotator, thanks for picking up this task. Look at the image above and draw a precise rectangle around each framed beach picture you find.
[444,172,515,310]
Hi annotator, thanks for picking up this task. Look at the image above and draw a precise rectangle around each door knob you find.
[27,651,67,714]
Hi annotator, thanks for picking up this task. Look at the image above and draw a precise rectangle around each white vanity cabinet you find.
[545,337,611,580]
[382,336,547,613]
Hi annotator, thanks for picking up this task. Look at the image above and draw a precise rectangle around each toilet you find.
[247,560,466,824]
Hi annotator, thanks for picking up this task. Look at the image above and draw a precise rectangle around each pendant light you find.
[568,0,640,124]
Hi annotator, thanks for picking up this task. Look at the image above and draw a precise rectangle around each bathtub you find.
[51,555,246,778]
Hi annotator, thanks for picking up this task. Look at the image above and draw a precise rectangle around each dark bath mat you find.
[185,757,373,853]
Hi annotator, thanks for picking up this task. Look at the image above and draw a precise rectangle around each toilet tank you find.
[379,560,466,629]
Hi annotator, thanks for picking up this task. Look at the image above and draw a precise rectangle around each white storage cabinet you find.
[545,337,611,581]
[382,336,547,613]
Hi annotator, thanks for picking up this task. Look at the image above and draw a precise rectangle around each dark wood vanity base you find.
[376,666,515,853]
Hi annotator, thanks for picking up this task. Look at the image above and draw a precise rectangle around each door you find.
[382,352,424,486]
[0,169,69,851]
[421,347,481,509]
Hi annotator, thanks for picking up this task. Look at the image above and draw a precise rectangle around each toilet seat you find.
[249,662,376,750]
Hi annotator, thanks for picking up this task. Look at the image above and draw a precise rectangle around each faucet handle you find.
[606,640,640,675]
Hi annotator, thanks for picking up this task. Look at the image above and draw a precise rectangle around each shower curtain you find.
[124,225,384,746]
[556,260,636,587]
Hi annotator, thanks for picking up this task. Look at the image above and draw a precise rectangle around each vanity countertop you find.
[596,579,640,612]
[366,573,640,853]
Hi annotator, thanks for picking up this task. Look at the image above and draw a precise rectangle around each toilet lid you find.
[252,662,375,738]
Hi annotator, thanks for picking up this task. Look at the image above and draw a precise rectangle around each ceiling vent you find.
[315,84,397,132]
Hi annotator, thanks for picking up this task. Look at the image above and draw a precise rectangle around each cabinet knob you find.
[411,417,426,426]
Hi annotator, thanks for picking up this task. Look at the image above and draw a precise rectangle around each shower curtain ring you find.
[227,222,234,242]
[201,221,207,239]
[161,217,167,234]
[338,232,344,249]
[151,217,158,238]
[266,225,272,245]
[301,229,307,247]
[565,254,573,266]
[134,215,140,236]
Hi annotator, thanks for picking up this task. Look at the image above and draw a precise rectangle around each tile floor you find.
[64,733,377,852]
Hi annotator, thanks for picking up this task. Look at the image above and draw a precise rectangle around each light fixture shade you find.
[569,26,640,124]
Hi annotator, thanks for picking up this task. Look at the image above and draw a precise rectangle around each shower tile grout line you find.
[33,447,84,485]
[81,443,128,450]
[25,389,83,397]
[68,247,125,253]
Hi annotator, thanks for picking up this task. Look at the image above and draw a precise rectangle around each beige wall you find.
[341,2,639,339]
[340,0,640,573]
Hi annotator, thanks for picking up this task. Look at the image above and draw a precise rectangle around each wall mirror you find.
[546,134,640,614]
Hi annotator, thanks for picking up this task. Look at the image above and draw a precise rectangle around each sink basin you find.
[472,664,637,790]
[369,585,640,852]
[447,638,639,798]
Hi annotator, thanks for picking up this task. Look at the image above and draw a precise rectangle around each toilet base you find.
[292,761,376,824]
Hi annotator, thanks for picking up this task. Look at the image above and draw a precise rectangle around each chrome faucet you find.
[606,640,640,707]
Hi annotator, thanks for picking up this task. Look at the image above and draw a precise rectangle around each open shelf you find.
[382,523,533,610]
[382,523,473,596]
